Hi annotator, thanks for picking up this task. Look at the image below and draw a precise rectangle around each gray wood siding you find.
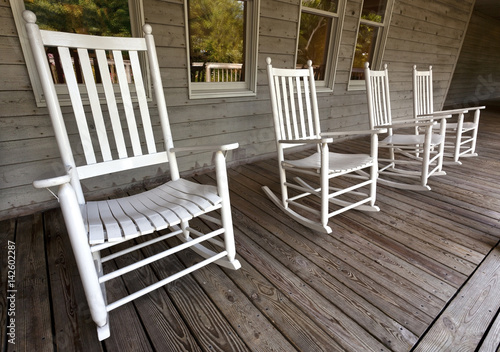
[445,11,500,108]
[0,0,484,219]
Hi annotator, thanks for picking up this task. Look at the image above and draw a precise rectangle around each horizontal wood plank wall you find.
[444,11,500,108]
[383,0,475,114]
[0,0,479,220]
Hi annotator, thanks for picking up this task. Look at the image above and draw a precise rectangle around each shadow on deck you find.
[1,109,500,352]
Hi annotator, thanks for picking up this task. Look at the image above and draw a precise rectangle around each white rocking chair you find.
[413,65,485,164]
[364,62,450,191]
[263,57,382,234]
[24,10,240,340]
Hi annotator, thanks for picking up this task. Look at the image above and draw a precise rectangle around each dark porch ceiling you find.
[474,0,500,20]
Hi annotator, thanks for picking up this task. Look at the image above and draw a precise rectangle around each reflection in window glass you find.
[24,0,131,36]
[188,0,246,83]
[361,0,386,22]
[297,12,332,80]
[302,0,338,13]
[351,24,378,80]
[350,0,388,81]
[24,0,132,85]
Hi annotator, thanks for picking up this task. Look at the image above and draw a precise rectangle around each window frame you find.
[348,0,394,91]
[10,0,146,107]
[184,0,260,100]
[296,0,346,91]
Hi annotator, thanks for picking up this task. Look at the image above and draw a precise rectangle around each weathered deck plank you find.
[413,243,500,351]
[0,218,16,349]
[6,214,52,351]
[43,209,105,352]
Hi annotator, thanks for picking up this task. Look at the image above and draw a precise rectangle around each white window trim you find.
[185,0,260,100]
[11,0,146,107]
[296,0,346,92]
[348,0,394,91]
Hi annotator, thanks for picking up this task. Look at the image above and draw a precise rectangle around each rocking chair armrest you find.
[278,137,334,145]
[418,109,468,117]
[171,143,239,153]
[33,174,72,189]
[420,106,485,117]
[321,129,387,137]
[412,114,452,122]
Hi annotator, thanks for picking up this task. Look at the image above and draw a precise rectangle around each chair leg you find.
[58,183,109,340]
[215,150,239,266]
[470,110,480,155]
[421,144,431,188]
[320,143,329,230]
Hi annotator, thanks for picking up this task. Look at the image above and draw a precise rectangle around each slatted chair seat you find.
[384,133,444,146]
[283,152,373,172]
[85,179,221,244]
[413,65,485,164]
[263,58,382,234]
[24,10,240,341]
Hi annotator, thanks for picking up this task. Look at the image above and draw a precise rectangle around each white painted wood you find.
[130,50,156,154]
[95,49,128,159]
[113,49,143,156]
[78,48,112,161]
[264,57,381,234]
[76,152,169,180]
[364,62,449,191]
[24,10,241,341]
[58,46,97,165]
[413,65,485,164]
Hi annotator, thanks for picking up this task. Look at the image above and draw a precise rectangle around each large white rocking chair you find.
[263,57,381,234]
[24,10,241,340]
[364,62,450,191]
[413,65,485,164]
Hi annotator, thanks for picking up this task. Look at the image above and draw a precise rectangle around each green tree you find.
[24,0,131,36]
[352,13,382,70]
[297,0,337,72]
[188,0,244,63]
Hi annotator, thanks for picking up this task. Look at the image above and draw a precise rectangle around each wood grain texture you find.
[413,244,500,351]
[5,214,53,352]
[43,209,105,352]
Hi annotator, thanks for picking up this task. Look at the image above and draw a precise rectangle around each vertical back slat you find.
[287,76,299,139]
[383,68,392,126]
[274,76,285,140]
[58,46,97,164]
[374,76,381,126]
[78,48,112,161]
[280,76,292,139]
[303,76,314,137]
[427,68,434,114]
[129,50,156,154]
[113,50,142,156]
[95,49,128,159]
[295,76,307,138]
[425,76,430,113]
[421,76,427,114]
[375,77,385,125]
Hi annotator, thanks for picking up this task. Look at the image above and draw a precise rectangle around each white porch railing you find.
[191,62,243,82]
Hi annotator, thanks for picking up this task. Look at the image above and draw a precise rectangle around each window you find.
[11,0,145,106]
[185,0,260,99]
[349,0,394,89]
[297,0,345,89]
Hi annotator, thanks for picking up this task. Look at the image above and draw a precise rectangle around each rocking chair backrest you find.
[266,57,321,149]
[364,62,393,131]
[24,11,179,204]
[413,65,434,117]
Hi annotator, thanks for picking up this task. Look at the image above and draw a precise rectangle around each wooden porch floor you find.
[2,108,500,351]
